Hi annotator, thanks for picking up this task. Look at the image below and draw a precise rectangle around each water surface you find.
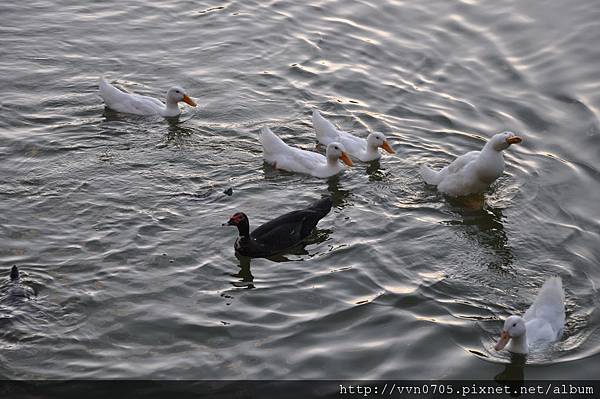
[1,0,600,380]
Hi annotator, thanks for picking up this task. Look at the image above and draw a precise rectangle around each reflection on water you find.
[494,353,527,396]
[231,255,254,289]
[229,228,332,289]
[445,204,513,271]
[326,175,351,208]
[365,160,385,181]
[158,122,195,148]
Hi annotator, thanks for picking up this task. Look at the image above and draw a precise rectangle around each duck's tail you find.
[99,76,110,92]
[259,126,289,156]
[536,276,565,306]
[524,276,565,335]
[98,76,126,106]
[420,164,442,185]
[312,109,338,145]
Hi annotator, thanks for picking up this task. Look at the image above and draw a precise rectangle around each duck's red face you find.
[225,212,247,226]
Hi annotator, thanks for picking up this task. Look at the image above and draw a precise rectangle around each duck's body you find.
[495,276,565,354]
[259,127,352,178]
[420,132,522,197]
[99,77,196,117]
[224,197,333,258]
[312,110,394,162]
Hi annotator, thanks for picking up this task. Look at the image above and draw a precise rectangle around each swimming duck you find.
[224,197,333,258]
[259,127,353,178]
[494,276,565,354]
[312,110,395,162]
[99,77,196,117]
[420,132,522,197]
[2,265,35,300]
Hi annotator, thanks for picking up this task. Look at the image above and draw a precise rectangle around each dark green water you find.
[1,0,599,380]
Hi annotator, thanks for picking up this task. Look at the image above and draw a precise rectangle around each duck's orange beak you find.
[340,152,353,166]
[506,136,522,145]
[182,94,197,107]
[494,330,510,351]
[381,140,395,154]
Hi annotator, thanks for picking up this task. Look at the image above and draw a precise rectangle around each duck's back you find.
[99,78,162,115]
[436,151,495,196]
[250,197,333,254]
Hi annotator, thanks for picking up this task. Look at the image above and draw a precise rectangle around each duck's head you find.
[224,212,248,227]
[223,212,250,236]
[166,86,197,107]
[367,132,395,154]
[326,142,353,166]
[495,315,526,351]
[10,265,19,280]
[489,131,522,151]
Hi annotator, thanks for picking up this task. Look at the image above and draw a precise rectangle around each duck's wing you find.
[525,318,558,344]
[524,277,565,337]
[251,208,331,252]
[251,211,309,241]
[420,164,442,185]
[99,78,162,115]
[129,93,164,108]
[446,150,480,175]
[338,131,367,155]
[423,151,479,185]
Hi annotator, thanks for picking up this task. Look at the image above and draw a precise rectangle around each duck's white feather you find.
[499,276,565,354]
[429,151,486,196]
[420,132,521,197]
[313,110,365,151]
[312,110,394,162]
[259,127,346,178]
[523,276,565,343]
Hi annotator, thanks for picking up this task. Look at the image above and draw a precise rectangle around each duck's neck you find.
[164,98,180,116]
[475,145,505,183]
[508,333,529,354]
[236,219,251,238]
[327,155,340,168]
[481,140,504,155]
[365,143,380,159]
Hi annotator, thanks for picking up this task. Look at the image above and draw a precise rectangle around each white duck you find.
[494,276,565,354]
[99,77,196,117]
[420,132,522,197]
[259,127,353,178]
[312,110,395,162]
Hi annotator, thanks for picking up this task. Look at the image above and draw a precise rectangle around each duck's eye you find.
[512,323,517,327]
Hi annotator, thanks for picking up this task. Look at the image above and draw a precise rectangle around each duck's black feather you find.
[236,197,332,258]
